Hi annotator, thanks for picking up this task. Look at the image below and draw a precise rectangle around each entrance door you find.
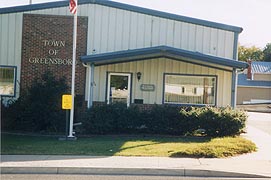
[107,73,131,107]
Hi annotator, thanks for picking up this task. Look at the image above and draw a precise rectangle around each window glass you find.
[0,66,16,96]
[164,74,216,105]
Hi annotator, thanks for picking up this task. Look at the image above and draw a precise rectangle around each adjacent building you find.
[237,61,271,104]
[0,0,248,109]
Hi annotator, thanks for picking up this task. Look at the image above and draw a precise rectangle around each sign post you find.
[61,94,76,140]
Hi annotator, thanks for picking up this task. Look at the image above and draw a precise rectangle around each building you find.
[237,61,271,104]
[0,0,248,109]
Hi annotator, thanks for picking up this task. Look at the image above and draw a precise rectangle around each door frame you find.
[106,72,132,107]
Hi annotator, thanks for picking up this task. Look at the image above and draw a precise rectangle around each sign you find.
[62,94,72,109]
[140,84,155,91]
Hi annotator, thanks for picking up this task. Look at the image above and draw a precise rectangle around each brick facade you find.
[21,14,88,97]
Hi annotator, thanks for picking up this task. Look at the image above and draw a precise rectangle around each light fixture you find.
[136,72,142,81]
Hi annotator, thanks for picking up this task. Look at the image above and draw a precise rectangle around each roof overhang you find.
[81,46,248,71]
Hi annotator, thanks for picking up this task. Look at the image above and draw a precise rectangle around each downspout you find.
[89,63,95,108]
[231,32,239,108]
[82,63,94,108]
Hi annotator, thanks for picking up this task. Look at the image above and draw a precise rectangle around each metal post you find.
[68,0,77,138]
[65,110,69,140]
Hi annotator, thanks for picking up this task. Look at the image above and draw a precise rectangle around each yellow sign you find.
[62,95,72,110]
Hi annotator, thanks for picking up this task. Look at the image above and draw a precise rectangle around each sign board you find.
[62,94,72,109]
[140,84,155,91]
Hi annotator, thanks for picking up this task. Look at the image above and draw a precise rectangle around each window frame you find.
[0,65,17,97]
[105,72,133,107]
[162,73,218,106]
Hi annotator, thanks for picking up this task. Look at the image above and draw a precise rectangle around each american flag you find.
[69,0,77,14]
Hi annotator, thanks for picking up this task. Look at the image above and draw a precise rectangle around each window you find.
[107,73,131,107]
[0,66,17,97]
[164,74,217,105]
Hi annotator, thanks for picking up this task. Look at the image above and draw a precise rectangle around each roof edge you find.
[0,0,243,33]
[81,46,248,69]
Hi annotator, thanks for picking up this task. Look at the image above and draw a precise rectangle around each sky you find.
[1,0,270,49]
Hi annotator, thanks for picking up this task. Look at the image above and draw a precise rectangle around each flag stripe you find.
[69,0,77,14]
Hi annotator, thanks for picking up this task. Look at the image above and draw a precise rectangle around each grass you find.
[1,134,257,158]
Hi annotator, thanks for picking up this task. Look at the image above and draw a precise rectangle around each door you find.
[107,73,131,107]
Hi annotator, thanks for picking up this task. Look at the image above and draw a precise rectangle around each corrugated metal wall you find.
[93,58,232,107]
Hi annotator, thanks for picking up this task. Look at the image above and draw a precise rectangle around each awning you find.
[81,46,248,70]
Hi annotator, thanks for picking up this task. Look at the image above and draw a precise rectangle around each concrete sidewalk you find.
[1,112,271,178]
[1,155,270,178]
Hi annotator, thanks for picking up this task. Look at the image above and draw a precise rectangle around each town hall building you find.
[0,0,248,109]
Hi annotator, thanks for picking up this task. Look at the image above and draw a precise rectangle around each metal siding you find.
[151,16,160,46]
[210,28,218,56]
[86,4,95,55]
[94,58,231,106]
[144,16,152,48]
[173,21,181,48]
[108,7,117,52]
[180,22,189,50]
[122,10,130,50]
[166,19,174,46]
[224,31,234,59]
[159,18,167,46]
[100,6,109,53]
[188,24,196,51]
[195,25,204,53]
[202,26,211,55]
[0,14,8,65]
[0,4,237,63]
[217,30,226,58]
[115,9,124,51]
[93,5,103,54]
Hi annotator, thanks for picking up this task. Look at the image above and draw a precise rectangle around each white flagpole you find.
[68,0,77,138]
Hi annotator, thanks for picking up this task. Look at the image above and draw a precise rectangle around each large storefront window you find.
[164,74,217,105]
[0,66,17,97]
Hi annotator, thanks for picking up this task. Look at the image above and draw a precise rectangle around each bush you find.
[79,103,143,134]
[179,106,247,137]
[79,104,247,137]
[2,71,68,133]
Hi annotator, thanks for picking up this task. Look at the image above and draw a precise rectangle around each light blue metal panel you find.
[0,0,243,33]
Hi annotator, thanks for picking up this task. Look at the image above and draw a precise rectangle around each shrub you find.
[79,103,144,134]
[179,106,247,137]
[2,71,68,133]
[79,104,247,137]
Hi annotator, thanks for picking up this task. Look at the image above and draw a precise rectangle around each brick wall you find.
[21,14,88,96]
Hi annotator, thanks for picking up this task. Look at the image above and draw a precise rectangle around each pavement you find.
[1,112,271,178]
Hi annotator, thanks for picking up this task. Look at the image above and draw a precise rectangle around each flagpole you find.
[68,0,77,138]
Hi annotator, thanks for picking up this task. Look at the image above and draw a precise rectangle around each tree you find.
[263,43,271,62]
[238,45,264,61]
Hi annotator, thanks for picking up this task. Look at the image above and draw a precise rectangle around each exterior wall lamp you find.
[136,72,142,81]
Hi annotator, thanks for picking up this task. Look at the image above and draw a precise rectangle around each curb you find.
[1,167,269,178]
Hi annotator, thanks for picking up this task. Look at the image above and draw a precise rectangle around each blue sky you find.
[1,0,270,49]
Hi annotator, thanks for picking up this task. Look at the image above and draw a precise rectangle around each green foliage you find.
[79,103,143,134]
[2,71,68,133]
[238,43,271,62]
[180,106,247,137]
[238,45,263,61]
[79,104,247,137]
[263,43,271,62]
